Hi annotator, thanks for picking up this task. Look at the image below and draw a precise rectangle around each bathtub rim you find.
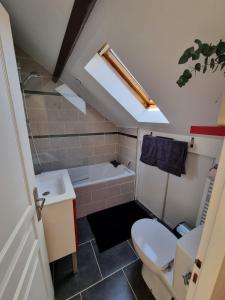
[68,163,135,188]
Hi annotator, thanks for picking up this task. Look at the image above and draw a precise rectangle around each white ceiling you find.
[3,0,225,133]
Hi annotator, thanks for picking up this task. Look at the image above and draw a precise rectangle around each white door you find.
[186,140,225,299]
[0,4,54,300]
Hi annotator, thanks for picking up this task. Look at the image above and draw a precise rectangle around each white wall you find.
[136,129,223,228]
[164,153,213,228]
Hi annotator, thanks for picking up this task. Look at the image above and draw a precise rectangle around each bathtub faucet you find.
[127,161,132,169]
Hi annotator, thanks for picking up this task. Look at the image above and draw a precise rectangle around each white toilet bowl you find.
[131,218,178,299]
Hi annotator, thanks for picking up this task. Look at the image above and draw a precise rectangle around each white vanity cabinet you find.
[36,169,77,271]
[42,199,77,271]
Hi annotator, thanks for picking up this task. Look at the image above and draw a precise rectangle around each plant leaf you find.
[201,43,211,56]
[194,39,202,47]
[210,58,215,69]
[195,63,201,71]
[208,45,217,56]
[216,40,225,56]
[192,49,201,60]
[176,75,186,87]
[218,54,225,63]
[220,62,225,70]
[176,78,184,87]
[183,69,192,80]
[192,39,203,60]
[203,64,207,73]
[178,47,195,64]
[202,57,208,73]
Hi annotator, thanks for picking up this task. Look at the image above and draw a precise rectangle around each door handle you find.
[33,187,45,221]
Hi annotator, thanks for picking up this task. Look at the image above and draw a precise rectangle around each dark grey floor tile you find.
[92,240,137,278]
[82,271,136,300]
[124,260,155,300]
[54,242,101,300]
[135,200,155,218]
[128,239,139,257]
[77,217,94,244]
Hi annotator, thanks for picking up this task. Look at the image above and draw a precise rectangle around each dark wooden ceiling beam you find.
[53,0,97,82]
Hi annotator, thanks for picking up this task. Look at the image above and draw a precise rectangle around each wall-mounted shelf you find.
[190,126,225,136]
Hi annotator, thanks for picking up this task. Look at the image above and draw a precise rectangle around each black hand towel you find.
[140,135,157,166]
[156,138,188,176]
[140,135,188,177]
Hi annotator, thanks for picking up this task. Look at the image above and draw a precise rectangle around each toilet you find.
[131,218,203,300]
[132,218,177,299]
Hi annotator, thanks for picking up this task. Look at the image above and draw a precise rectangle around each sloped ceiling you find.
[3,0,225,133]
[1,0,74,73]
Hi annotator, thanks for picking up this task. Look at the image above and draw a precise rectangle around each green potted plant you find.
[177,39,225,125]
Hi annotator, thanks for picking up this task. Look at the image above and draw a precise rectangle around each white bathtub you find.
[68,162,135,188]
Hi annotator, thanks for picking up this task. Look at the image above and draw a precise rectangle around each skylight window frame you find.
[98,43,156,109]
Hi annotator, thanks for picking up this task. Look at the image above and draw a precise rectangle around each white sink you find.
[36,169,76,206]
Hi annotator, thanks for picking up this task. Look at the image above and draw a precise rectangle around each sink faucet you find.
[127,161,132,169]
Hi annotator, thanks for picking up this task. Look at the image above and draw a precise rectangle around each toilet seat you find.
[131,219,177,273]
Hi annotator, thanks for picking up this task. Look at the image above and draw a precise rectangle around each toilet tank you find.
[173,226,203,300]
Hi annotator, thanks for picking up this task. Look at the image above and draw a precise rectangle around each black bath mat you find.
[87,201,151,252]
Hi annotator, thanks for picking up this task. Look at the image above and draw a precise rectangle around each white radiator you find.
[196,178,214,226]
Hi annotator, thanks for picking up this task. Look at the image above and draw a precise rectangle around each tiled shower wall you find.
[118,128,138,171]
[16,48,119,172]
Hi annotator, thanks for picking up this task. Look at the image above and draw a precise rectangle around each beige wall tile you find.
[47,122,65,135]
[87,155,105,165]
[25,94,46,110]
[74,178,134,217]
[50,136,80,149]
[94,144,116,155]
[76,192,92,206]
[106,193,132,209]
[75,182,108,194]
[92,185,121,202]
[27,108,48,122]
[33,138,51,152]
[105,134,118,144]
[42,95,63,110]
[118,128,138,136]
[87,109,105,122]
[30,122,49,135]
[121,182,131,194]
[118,146,136,161]
[45,110,64,122]
[103,153,118,163]
[79,135,105,146]
[60,109,78,122]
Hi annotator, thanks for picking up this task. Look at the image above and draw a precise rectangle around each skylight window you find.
[85,43,169,124]
[98,44,157,109]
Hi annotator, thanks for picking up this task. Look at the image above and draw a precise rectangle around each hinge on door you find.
[192,272,198,284]
[195,258,202,269]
